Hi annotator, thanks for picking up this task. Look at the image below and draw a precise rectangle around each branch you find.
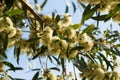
[18,0,44,24]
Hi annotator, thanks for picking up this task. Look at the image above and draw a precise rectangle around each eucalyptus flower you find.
[58,13,72,27]
[48,36,61,55]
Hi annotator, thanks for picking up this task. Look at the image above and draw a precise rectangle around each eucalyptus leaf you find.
[49,67,60,72]
[4,9,23,16]
[99,53,113,70]
[81,4,99,24]
[82,24,95,34]
[70,24,82,30]
[71,1,77,13]
[41,0,47,9]
[32,71,39,80]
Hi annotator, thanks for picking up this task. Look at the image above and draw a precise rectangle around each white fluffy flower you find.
[40,36,52,46]
[35,4,41,12]
[58,13,72,27]
[47,72,57,80]
[64,27,76,39]
[40,26,53,46]
[43,26,53,37]
[57,75,64,80]
[6,17,14,27]
[59,40,68,58]
[93,68,105,80]
[48,36,61,55]
[69,50,78,58]
[78,33,94,51]
[0,17,14,32]
[8,28,17,38]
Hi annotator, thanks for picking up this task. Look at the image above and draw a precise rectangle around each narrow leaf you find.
[32,71,39,80]
[49,67,60,72]
[72,1,77,13]
[81,4,99,24]
[70,24,82,30]
[91,15,107,21]
[82,24,95,34]
[65,5,69,13]
[2,61,14,69]
[41,0,47,9]
[55,15,60,24]
[99,53,113,70]
[4,9,23,16]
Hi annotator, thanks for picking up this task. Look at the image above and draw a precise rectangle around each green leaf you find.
[49,67,60,72]
[8,67,23,71]
[31,68,41,71]
[7,75,14,80]
[65,5,69,13]
[81,4,99,24]
[82,24,95,34]
[86,53,96,63]
[55,15,60,24]
[110,48,120,56]
[52,56,60,65]
[71,1,77,13]
[14,45,21,64]
[3,33,8,50]
[73,56,87,72]
[91,15,107,21]
[41,0,47,9]
[79,2,86,9]
[99,53,113,70]
[61,58,66,73]
[52,12,55,20]
[4,9,23,16]
[32,71,39,80]
[3,0,14,12]
[97,55,103,65]
[70,24,82,30]
[2,61,14,69]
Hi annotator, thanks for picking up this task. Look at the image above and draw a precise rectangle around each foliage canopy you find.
[1,0,120,80]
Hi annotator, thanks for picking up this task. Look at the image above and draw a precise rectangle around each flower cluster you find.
[32,13,94,59]
[80,63,120,80]
[0,17,22,48]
